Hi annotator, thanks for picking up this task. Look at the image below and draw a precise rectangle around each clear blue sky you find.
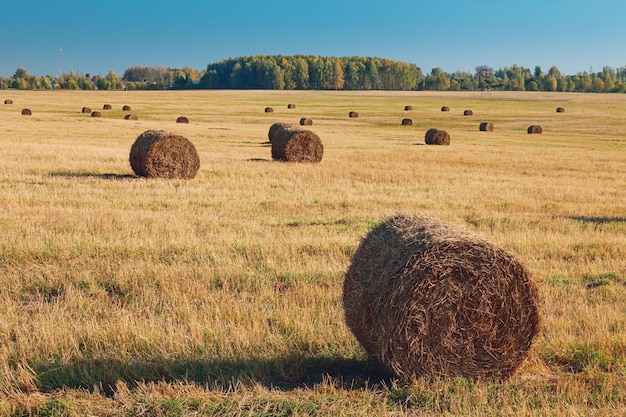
[2,0,625,78]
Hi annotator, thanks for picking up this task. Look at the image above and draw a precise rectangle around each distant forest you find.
[3,55,626,93]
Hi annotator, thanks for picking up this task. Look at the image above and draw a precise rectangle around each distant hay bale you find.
[91,111,102,118]
[82,107,92,114]
[287,104,296,109]
[124,114,139,120]
[268,122,323,163]
[265,107,274,113]
[129,129,200,179]
[21,108,31,116]
[103,104,112,110]
[122,105,132,111]
[343,214,541,382]
[349,111,359,118]
[176,116,189,124]
[527,125,542,134]
[441,106,450,112]
[4,99,13,105]
[425,128,450,145]
[401,118,413,126]
[556,107,565,113]
[464,110,473,116]
[479,122,494,132]
[404,105,413,111]
[300,117,313,126]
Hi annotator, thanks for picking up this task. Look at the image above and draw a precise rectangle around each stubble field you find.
[0,89,625,416]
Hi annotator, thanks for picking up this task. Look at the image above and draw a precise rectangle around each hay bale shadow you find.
[50,172,138,181]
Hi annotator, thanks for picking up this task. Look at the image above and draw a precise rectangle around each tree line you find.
[2,55,626,93]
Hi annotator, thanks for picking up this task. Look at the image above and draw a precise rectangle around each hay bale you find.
[343,214,540,382]
[300,117,313,126]
[349,111,359,118]
[464,110,473,116]
[268,122,323,163]
[401,118,413,126]
[479,122,494,132]
[441,106,450,112]
[176,116,189,124]
[82,107,92,114]
[103,104,112,110]
[287,104,296,109]
[404,105,413,111]
[425,128,450,145]
[122,105,132,111]
[556,107,565,113]
[265,107,274,113]
[124,114,139,120]
[91,111,102,118]
[4,99,13,105]
[527,125,542,134]
[129,129,200,179]
[21,108,32,116]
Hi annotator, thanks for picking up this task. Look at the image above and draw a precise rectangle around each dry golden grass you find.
[0,89,625,416]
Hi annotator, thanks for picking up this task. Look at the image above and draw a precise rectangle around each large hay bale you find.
[129,129,200,179]
[287,103,296,109]
[4,99,13,105]
[300,117,313,126]
[268,122,323,163]
[103,104,112,110]
[343,214,541,382]
[556,107,565,113]
[124,114,139,120]
[479,122,494,132]
[82,107,92,114]
[464,109,473,116]
[122,105,132,111]
[176,116,189,124]
[91,111,102,118]
[349,111,359,118]
[401,118,413,126]
[527,125,542,134]
[21,108,32,116]
[425,128,450,145]
[404,105,413,111]
[265,107,274,113]
[441,106,450,112]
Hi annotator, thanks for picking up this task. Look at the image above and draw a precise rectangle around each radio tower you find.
[58,47,63,77]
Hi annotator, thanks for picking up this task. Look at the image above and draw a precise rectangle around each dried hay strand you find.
[82,107,92,114]
[464,109,474,116]
[129,129,200,179]
[300,117,313,126]
[404,105,413,111]
[441,106,450,112]
[268,122,323,163]
[287,104,296,109]
[124,114,139,120]
[122,105,132,111]
[103,104,112,110]
[349,111,359,118]
[479,122,494,132]
[425,128,450,145]
[556,107,565,113]
[401,118,413,126]
[176,116,189,124]
[343,214,540,382]
[4,99,13,105]
[265,107,274,113]
[91,111,102,118]
[21,108,32,116]
[527,125,542,134]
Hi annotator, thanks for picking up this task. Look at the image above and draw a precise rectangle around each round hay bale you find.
[129,129,200,179]
[479,122,494,132]
[287,104,296,109]
[464,110,473,116]
[425,128,450,145]
[265,107,274,113]
[124,114,139,120]
[103,104,112,110]
[300,117,313,126]
[556,107,565,113]
[404,105,413,111]
[122,105,132,111]
[441,106,450,112]
[82,107,92,114]
[527,125,542,134]
[401,118,413,126]
[4,99,13,105]
[349,111,359,118]
[343,214,541,382]
[268,122,323,163]
[21,108,32,116]
[91,111,102,118]
[176,116,189,124]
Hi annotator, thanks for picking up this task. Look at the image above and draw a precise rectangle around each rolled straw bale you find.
[300,117,313,126]
[124,114,139,120]
[425,128,450,145]
[479,122,494,132]
[527,125,542,134]
[129,129,200,179]
[103,104,112,110]
[349,111,359,118]
[21,108,31,116]
[265,107,274,113]
[91,111,102,118]
[122,105,132,111]
[404,105,413,111]
[464,109,473,116]
[268,122,323,163]
[441,106,450,112]
[176,116,189,124]
[401,118,413,126]
[287,104,296,109]
[556,107,565,113]
[82,107,92,114]
[343,214,541,382]
[4,99,13,105]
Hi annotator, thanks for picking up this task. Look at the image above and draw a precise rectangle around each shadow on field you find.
[50,172,138,180]
[568,216,626,224]
[32,354,393,396]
